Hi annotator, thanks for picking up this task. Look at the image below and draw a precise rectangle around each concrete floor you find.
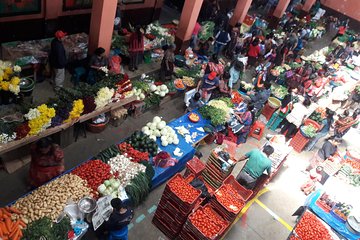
[0,13,354,240]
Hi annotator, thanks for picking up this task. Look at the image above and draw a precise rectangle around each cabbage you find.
[104,180,111,187]
[98,184,106,194]
[112,181,120,189]
[160,85,168,91]
[150,84,157,92]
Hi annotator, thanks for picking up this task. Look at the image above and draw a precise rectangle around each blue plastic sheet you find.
[308,191,360,240]
[151,110,211,188]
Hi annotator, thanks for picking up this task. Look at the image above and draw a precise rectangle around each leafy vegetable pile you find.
[300,125,317,138]
[125,171,152,207]
[199,105,227,126]
[22,216,71,240]
[309,111,323,124]
[175,65,202,78]
[271,85,288,99]
[198,21,215,41]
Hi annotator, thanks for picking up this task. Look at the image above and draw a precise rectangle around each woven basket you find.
[86,117,109,133]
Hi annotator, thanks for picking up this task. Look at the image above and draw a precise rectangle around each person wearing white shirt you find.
[280,97,312,139]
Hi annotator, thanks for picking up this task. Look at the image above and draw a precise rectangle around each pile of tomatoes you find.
[72,160,112,196]
[118,143,149,163]
[167,175,199,204]
[231,91,243,104]
[189,206,226,238]
[215,184,245,213]
[294,211,332,240]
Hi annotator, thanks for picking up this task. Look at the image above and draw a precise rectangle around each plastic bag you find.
[153,151,178,168]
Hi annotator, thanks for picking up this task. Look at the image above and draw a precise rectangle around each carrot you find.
[2,210,11,218]
[0,225,4,238]
[18,220,26,228]
[10,220,19,233]
[0,221,9,235]
[10,228,21,240]
[4,218,12,234]
[0,208,3,218]
[7,207,21,215]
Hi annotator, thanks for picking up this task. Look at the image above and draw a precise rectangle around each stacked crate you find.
[210,176,252,222]
[178,204,230,240]
[201,151,236,190]
[152,174,201,239]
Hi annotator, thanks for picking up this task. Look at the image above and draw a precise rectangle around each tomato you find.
[167,175,199,203]
[294,212,332,240]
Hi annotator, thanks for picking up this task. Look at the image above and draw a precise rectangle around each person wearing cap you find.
[96,198,134,239]
[236,145,275,189]
[196,71,220,102]
[50,30,67,89]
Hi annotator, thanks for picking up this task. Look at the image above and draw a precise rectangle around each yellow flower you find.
[10,76,20,86]
[4,67,13,75]
[3,73,9,81]
[1,81,9,91]
[65,99,84,122]
[28,104,56,135]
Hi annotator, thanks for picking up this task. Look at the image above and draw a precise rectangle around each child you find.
[186,92,204,112]
[301,166,323,195]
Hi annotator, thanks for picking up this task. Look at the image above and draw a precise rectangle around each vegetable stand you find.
[304,178,360,240]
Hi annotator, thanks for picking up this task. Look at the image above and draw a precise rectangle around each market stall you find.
[289,176,360,240]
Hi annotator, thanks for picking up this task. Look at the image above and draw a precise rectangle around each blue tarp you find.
[308,191,360,240]
[151,110,211,188]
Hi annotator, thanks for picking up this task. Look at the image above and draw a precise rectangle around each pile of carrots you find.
[0,207,25,240]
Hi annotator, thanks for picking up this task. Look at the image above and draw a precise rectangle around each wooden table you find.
[0,96,136,155]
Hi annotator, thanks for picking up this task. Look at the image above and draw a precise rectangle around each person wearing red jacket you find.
[128,26,144,71]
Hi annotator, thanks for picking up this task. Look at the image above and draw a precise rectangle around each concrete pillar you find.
[88,0,117,55]
[269,0,291,29]
[302,0,316,12]
[175,0,204,53]
[273,0,291,18]
[229,0,253,27]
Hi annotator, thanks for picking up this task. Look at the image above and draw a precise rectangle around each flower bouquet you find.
[0,61,21,96]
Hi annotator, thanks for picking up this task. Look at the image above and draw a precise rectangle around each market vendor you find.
[205,54,225,76]
[280,97,312,139]
[96,198,134,240]
[210,71,231,100]
[197,37,214,57]
[248,81,272,114]
[236,145,275,189]
[88,47,109,85]
[29,138,65,187]
[234,104,254,144]
[306,136,342,172]
[196,71,219,102]
[334,108,360,137]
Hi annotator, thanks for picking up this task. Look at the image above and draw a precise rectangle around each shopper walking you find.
[247,38,261,67]
[128,26,144,71]
[236,145,275,189]
[190,22,202,49]
[50,30,67,90]
[160,44,175,81]
[280,97,312,139]
[305,108,335,151]
[29,138,65,187]
[214,29,231,56]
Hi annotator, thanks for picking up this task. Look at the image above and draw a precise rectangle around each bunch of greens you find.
[165,80,176,93]
[144,93,161,109]
[300,125,317,138]
[112,35,129,55]
[309,111,323,124]
[132,80,150,92]
[22,216,72,240]
[175,65,201,78]
[199,105,227,126]
[199,21,215,41]
[271,85,288,99]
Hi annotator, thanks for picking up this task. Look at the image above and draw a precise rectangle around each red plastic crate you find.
[261,103,277,120]
[290,131,310,153]
[152,216,179,239]
[223,175,253,202]
[165,173,202,206]
[185,157,206,177]
[186,204,229,240]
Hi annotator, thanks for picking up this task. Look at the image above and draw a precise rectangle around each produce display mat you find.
[289,209,342,240]
[150,110,210,189]
[308,191,360,239]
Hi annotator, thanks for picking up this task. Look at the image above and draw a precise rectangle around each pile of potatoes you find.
[13,174,92,223]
